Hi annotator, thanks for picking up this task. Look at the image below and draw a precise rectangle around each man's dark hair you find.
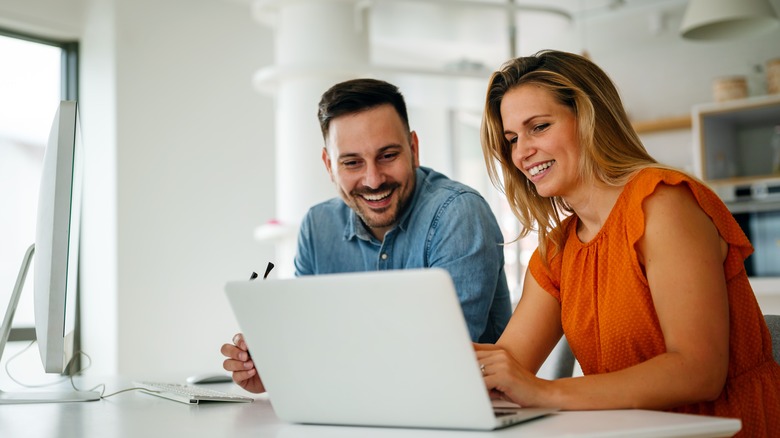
[317,78,410,141]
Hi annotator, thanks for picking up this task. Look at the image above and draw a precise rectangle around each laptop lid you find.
[225,268,554,430]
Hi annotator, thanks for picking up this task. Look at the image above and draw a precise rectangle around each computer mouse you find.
[185,372,234,385]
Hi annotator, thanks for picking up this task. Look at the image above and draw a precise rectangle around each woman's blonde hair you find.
[481,50,660,262]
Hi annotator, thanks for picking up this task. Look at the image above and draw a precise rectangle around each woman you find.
[477,49,779,437]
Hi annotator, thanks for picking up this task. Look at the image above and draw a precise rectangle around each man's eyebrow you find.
[376,144,402,153]
[337,152,361,160]
[337,144,403,160]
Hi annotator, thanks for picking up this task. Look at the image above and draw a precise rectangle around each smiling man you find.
[321,103,417,241]
[294,78,511,343]
[222,79,512,394]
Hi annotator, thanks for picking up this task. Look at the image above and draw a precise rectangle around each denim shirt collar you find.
[343,167,428,243]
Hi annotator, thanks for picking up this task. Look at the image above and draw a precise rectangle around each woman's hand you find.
[474,343,551,407]
[221,333,266,394]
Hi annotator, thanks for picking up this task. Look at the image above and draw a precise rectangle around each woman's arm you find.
[629,182,730,406]
[474,271,563,405]
[494,272,564,374]
[478,184,730,410]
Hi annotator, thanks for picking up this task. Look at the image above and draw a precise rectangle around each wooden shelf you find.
[632,115,692,134]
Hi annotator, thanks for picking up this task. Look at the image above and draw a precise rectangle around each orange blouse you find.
[529,168,780,437]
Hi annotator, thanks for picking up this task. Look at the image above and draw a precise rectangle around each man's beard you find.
[346,182,408,230]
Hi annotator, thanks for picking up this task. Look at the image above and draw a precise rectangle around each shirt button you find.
[381,253,388,260]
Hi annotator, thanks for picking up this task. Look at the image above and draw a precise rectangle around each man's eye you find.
[380,152,399,161]
[342,160,361,168]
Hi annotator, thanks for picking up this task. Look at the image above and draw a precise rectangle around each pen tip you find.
[263,262,275,279]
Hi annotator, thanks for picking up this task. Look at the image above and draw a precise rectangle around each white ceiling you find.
[369,0,691,71]
[242,0,780,116]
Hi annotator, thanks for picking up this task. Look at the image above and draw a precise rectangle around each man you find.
[222,78,511,393]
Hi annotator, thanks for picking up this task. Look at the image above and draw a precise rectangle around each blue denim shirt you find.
[294,167,511,343]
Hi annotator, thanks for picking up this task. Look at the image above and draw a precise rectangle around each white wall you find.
[1,0,277,377]
[109,0,275,377]
[1,0,779,378]
[80,0,119,375]
[0,0,82,38]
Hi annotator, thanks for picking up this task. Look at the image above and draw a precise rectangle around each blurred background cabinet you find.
[692,95,780,314]
[694,95,780,188]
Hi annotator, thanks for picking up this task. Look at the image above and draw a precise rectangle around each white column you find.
[252,0,370,277]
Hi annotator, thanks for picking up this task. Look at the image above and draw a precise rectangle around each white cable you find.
[4,340,68,388]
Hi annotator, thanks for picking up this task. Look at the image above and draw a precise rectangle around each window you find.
[0,29,78,342]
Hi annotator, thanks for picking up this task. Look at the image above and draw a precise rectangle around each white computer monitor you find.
[0,100,99,403]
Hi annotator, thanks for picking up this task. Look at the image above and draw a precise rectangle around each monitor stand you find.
[0,245,100,404]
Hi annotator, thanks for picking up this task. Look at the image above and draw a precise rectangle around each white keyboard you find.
[134,381,254,405]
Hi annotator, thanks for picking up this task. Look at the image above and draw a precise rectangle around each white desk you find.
[0,378,741,438]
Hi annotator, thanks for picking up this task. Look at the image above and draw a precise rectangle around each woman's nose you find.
[511,139,534,169]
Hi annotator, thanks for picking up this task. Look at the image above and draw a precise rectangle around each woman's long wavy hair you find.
[481,50,661,262]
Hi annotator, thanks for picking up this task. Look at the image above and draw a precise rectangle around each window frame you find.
[1,27,79,343]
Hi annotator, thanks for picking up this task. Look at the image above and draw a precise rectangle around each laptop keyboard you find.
[134,381,254,405]
[494,410,521,417]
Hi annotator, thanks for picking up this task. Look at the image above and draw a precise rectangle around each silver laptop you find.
[224,268,557,430]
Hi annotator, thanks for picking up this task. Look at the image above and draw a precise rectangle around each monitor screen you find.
[34,100,82,374]
[0,100,99,403]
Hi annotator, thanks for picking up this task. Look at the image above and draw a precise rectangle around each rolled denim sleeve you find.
[294,212,315,277]
[425,192,510,342]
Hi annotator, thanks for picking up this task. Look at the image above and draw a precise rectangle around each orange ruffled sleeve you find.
[526,168,780,438]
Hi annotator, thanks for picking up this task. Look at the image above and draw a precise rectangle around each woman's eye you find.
[532,123,550,133]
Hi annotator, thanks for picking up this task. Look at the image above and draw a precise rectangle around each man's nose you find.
[363,162,386,189]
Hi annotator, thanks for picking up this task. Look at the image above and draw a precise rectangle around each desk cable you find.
[5,341,235,400]
[3,339,152,399]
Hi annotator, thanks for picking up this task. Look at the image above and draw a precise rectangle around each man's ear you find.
[322,147,335,182]
[410,131,421,168]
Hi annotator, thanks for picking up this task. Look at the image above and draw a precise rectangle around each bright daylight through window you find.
[0,32,63,375]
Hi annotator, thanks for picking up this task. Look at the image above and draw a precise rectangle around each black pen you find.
[263,262,275,279]
[249,262,275,281]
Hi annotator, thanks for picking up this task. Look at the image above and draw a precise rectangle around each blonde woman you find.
[478,49,779,437]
